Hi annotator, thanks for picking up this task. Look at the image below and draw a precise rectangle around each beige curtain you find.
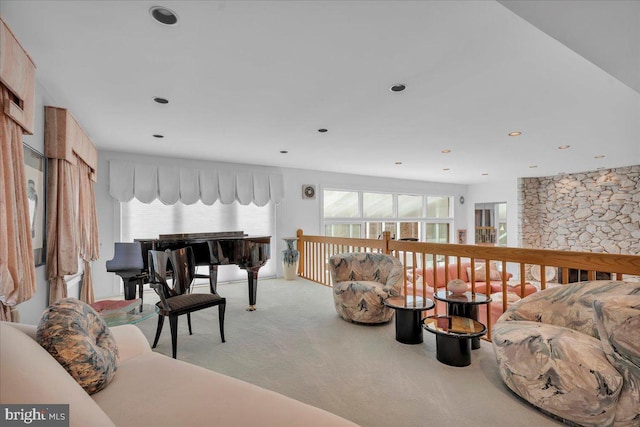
[77,158,99,303]
[0,85,37,321]
[45,158,78,304]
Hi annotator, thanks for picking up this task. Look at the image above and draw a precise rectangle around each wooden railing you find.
[296,229,640,340]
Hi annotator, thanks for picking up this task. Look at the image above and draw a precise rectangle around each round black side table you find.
[384,296,435,344]
[423,315,487,367]
[434,291,491,349]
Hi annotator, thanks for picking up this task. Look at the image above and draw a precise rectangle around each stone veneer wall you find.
[518,165,640,254]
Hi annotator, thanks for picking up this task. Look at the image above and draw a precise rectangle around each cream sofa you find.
[0,322,357,427]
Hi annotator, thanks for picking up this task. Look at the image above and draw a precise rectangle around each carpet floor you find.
[132,277,562,427]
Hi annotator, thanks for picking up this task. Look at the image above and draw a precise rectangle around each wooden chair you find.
[148,247,226,358]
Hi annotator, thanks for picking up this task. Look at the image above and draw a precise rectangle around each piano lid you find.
[158,231,246,240]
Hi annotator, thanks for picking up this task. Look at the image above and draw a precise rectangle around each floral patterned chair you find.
[328,253,403,324]
[492,280,640,427]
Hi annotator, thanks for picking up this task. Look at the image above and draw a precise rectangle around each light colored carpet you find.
[132,278,562,427]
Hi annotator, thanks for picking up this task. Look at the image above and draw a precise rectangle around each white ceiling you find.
[2,0,639,185]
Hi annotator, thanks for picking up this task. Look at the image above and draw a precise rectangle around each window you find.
[398,195,422,217]
[324,223,361,238]
[322,190,453,242]
[120,199,276,283]
[363,192,393,217]
[427,196,450,218]
[425,196,452,243]
[323,190,359,218]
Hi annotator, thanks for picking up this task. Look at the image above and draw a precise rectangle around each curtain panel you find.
[0,85,37,321]
[45,158,77,304]
[109,161,285,206]
[44,107,100,304]
[77,158,99,303]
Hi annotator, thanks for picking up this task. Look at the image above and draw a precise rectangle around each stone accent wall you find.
[519,165,640,254]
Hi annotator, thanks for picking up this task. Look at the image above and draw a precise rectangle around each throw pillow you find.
[467,263,502,282]
[530,265,557,283]
[37,297,118,395]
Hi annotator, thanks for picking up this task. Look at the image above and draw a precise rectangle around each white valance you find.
[109,161,284,206]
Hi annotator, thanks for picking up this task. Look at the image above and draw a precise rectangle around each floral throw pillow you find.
[36,298,118,395]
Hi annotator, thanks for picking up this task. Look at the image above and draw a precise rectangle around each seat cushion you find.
[492,320,623,426]
[36,298,119,395]
[158,293,223,314]
[93,351,357,427]
[333,280,394,323]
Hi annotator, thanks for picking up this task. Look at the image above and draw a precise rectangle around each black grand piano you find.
[106,231,270,311]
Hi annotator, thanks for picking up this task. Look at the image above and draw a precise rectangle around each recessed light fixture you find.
[529,165,538,168]
[441,149,451,154]
[558,145,570,149]
[443,168,450,171]
[150,6,179,25]
[280,150,288,154]
[508,131,522,137]
[390,83,406,92]
[594,155,605,159]
[153,134,164,138]
[153,97,169,104]
[481,173,489,176]
[318,128,328,133]
[394,161,402,165]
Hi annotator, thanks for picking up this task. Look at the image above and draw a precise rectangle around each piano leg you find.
[123,277,144,313]
[123,279,137,300]
[246,268,260,311]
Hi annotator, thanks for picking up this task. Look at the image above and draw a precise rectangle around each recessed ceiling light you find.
[318,128,328,133]
[481,173,489,176]
[441,149,451,154]
[390,84,406,92]
[443,168,450,171]
[153,134,164,138]
[394,161,402,165]
[558,145,570,149]
[150,6,179,25]
[153,97,169,104]
[529,165,538,168]
[280,150,288,154]
[594,155,605,159]
[508,131,522,137]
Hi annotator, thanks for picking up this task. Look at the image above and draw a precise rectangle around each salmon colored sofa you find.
[405,262,538,326]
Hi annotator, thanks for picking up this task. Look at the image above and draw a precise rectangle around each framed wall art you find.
[23,143,46,266]
[457,229,467,245]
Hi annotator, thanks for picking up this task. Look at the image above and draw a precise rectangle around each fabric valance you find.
[108,161,284,206]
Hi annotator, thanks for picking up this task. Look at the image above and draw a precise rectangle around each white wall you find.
[94,151,468,299]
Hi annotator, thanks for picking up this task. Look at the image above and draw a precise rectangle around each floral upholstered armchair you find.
[492,280,640,427]
[328,253,403,324]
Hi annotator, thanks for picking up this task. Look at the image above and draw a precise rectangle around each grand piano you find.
[107,231,270,311]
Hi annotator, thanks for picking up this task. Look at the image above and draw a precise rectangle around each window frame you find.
[321,188,454,242]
